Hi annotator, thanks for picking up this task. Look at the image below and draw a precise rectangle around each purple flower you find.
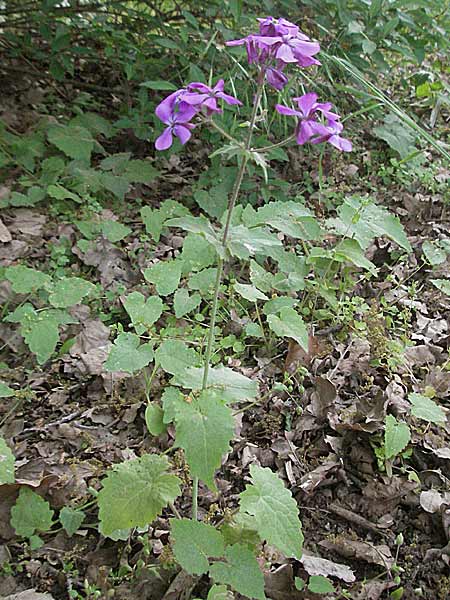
[276,92,352,151]
[182,80,242,114]
[226,16,321,91]
[155,102,197,151]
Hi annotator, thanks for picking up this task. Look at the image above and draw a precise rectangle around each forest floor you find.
[0,56,449,600]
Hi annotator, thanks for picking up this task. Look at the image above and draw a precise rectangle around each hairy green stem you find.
[255,133,296,153]
[191,69,266,520]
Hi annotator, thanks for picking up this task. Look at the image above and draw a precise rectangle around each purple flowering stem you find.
[193,69,266,521]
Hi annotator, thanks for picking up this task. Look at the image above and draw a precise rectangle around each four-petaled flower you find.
[276,92,352,152]
[154,81,241,150]
[226,16,320,90]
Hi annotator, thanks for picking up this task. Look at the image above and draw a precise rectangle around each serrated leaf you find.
[174,390,234,489]
[308,575,335,594]
[408,393,446,424]
[206,585,233,600]
[335,238,377,275]
[0,437,15,484]
[141,200,189,243]
[234,283,268,302]
[101,220,132,242]
[227,225,282,259]
[5,265,51,294]
[0,382,14,398]
[194,188,228,219]
[239,465,303,559]
[209,543,266,600]
[71,111,114,138]
[171,518,225,575]
[385,415,411,460]
[172,365,258,403]
[123,292,163,334]
[47,124,94,162]
[145,404,167,436]
[98,454,181,536]
[245,201,321,241]
[11,487,54,537]
[174,288,201,318]
[327,196,412,252]
[104,332,154,373]
[188,268,218,293]
[155,339,200,376]
[373,113,416,158]
[422,241,447,266]
[431,279,450,295]
[48,277,95,308]
[161,387,186,424]
[124,160,160,184]
[144,260,182,296]
[267,307,308,352]
[59,507,85,537]
[180,232,217,273]
[165,215,223,256]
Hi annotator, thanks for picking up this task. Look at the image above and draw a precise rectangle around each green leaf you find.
[175,390,234,489]
[123,292,163,334]
[59,507,85,537]
[422,241,447,266]
[141,80,178,91]
[262,297,297,316]
[209,543,266,600]
[98,454,181,536]
[385,415,411,460]
[239,465,303,559]
[308,575,335,594]
[71,111,114,138]
[180,233,217,273]
[173,288,201,318]
[172,365,258,403]
[141,200,189,243]
[101,220,132,243]
[166,216,222,256]
[327,196,412,252]
[144,260,182,296]
[104,332,154,374]
[188,268,218,293]
[0,382,14,398]
[206,585,233,600]
[11,488,54,537]
[373,113,416,158]
[227,225,282,259]
[171,518,225,575]
[161,387,186,424]
[234,283,268,302]
[155,340,200,376]
[431,279,450,295]
[267,307,308,352]
[124,160,160,184]
[48,277,95,308]
[335,239,377,275]
[246,201,321,241]
[0,437,15,484]
[100,173,130,200]
[5,265,51,294]
[408,393,446,424]
[194,188,228,219]
[249,260,275,293]
[47,124,94,162]
[145,404,167,436]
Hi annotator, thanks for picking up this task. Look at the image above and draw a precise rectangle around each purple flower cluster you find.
[226,16,320,91]
[276,93,352,152]
[155,80,241,150]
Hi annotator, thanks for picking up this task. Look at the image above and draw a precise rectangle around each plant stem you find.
[191,68,266,520]
[255,133,296,153]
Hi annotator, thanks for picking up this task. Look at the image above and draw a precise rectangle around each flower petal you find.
[217,92,242,105]
[294,92,318,117]
[328,135,352,152]
[173,124,192,145]
[275,104,302,117]
[155,127,173,151]
[155,90,184,123]
[276,43,297,63]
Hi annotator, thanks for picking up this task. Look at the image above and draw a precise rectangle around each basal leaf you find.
[335,238,377,275]
[431,279,450,296]
[155,339,200,376]
[209,543,266,600]
[145,403,167,436]
[48,277,96,308]
[180,232,217,273]
[0,437,15,484]
[239,465,303,559]
[206,585,234,600]
[308,575,335,594]
[0,382,14,398]
[101,220,132,243]
[104,332,154,373]
[174,390,234,489]
[172,365,258,403]
[161,387,186,424]
[267,307,308,351]
[11,487,54,537]
[173,288,201,318]
[97,454,181,536]
[123,291,163,334]
[144,260,182,296]
[234,283,268,302]
[5,265,51,294]
[171,518,225,575]
[385,415,411,460]
[408,393,446,424]
[422,241,447,266]
[59,507,85,537]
